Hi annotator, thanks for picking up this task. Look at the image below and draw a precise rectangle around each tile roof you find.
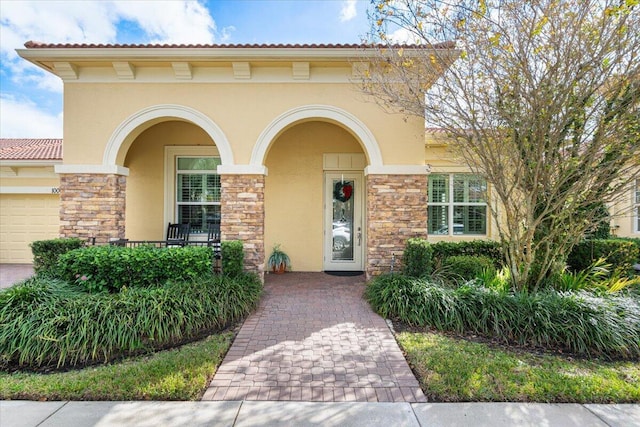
[0,139,62,161]
[24,41,456,50]
[425,127,449,133]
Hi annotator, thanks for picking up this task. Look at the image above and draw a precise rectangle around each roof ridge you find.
[23,41,456,50]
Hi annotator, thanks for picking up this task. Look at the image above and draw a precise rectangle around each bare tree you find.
[362,0,640,290]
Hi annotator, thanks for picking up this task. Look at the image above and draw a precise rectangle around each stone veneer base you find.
[366,174,428,278]
[59,173,126,244]
[220,174,265,278]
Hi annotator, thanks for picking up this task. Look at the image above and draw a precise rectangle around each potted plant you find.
[267,244,291,273]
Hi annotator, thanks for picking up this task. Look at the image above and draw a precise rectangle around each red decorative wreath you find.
[333,181,353,202]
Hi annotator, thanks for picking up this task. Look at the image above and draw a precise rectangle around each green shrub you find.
[56,245,214,292]
[441,255,496,282]
[0,273,262,369]
[555,258,610,292]
[477,266,511,294]
[568,239,639,273]
[365,274,640,359]
[403,238,434,277]
[615,237,640,255]
[431,240,503,267]
[30,238,85,275]
[555,258,640,294]
[221,240,244,278]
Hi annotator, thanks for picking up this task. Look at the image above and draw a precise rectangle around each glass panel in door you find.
[332,179,354,261]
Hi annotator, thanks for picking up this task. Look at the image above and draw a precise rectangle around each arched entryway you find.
[257,105,381,273]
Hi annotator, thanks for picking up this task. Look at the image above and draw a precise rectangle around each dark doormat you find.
[324,271,364,277]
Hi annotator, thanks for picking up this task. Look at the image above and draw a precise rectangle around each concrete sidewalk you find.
[1,401,638,426]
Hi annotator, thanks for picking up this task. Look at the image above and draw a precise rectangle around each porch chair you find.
[166,222,190,246]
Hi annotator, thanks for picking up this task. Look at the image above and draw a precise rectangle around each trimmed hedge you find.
[56,245,215,293]
[365,274,640,359]
[615,238,640,256]
[30,238,85,275]
[431,240,504,267]
[221,240,244,278]
[567,239,639,273]
[402,238,503,278]
[403,238,434,277]
[0,273,262,369]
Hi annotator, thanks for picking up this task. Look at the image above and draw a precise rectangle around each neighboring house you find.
[4,42,638,275]
[0,139,62,263]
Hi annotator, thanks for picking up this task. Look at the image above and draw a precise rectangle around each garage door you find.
[0,194,60,263]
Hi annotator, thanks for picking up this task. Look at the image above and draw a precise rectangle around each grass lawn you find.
[2,322,638,403]
[397,331,640,403]
[0,333,233,401]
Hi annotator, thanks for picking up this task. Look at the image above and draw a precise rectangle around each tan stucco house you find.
[2,42,638,274]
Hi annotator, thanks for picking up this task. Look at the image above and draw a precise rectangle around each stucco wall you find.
[610,183,639,238]
[63,82,424,167]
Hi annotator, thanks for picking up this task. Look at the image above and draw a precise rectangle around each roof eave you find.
[16,45,458,65]
[0,159,62,166]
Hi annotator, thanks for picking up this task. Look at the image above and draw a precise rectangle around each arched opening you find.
[264,120,366,272]
[104,104,233,168]
[123,120,220,240]
[251,104,381,168]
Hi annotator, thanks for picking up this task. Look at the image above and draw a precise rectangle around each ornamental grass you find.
[365,273,640,359]
[0,273,262,369]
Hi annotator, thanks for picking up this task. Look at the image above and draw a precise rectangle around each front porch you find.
[57,170,427,280]
[56,109,428,280]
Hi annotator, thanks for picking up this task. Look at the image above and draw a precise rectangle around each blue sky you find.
[0,0,372,138]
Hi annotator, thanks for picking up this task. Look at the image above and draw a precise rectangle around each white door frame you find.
[323,172,364,271]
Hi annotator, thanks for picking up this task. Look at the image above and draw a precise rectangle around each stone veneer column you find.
[366,174,428,278]
[220,174,265,278]
[59,174,126,244]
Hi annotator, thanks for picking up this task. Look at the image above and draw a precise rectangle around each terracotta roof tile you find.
[24,41,455,50]
[0,138,62,161]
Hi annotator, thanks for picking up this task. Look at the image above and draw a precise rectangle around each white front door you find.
[324,173,364,271]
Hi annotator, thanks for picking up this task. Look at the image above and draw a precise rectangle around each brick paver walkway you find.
[202,272,426,402]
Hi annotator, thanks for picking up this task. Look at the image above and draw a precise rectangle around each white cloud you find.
[340,0,357,22]
[388,27,417,44]
[112,1,216,44]
[0,96,63,138]
[0,1,117,61]
[219,26,236,43]
[0,1,218,137]
[0,1,219,89]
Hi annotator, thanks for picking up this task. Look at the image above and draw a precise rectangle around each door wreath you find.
[333,181,353,203]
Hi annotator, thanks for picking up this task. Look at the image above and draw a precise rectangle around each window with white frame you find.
[428,174,487,235]
[176,156,221,234]
[635,179,640,233]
